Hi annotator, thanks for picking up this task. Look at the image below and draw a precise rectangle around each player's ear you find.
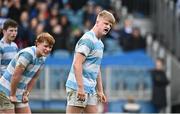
[35,42,40,47]
[2,29,6,34]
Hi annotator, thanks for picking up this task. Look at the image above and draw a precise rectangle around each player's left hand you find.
[97,92,107,103]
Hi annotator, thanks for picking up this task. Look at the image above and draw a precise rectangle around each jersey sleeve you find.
[75,38,94,57]
[16,51,33,68]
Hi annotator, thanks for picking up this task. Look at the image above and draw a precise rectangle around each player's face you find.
[3,27,18,42]
[98,19,112,36]
[37,41,53,57]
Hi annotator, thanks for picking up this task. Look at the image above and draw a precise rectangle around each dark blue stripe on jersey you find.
[19,52,33,62]
[2,46,17,53]
[33,58,44,65]
[10,59,16,68]
[0,47,2,53]
[17,82,26,89]
[23,70,36,78]
[1,59,11,65]
[3,71,12,81]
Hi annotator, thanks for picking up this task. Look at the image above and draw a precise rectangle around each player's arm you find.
[96,68,107,103]
[96,69,103,92]
[0,47,2,75]
[26,68,41,93]
[10,52,31,102]
[22,68,41,103]
[73,52,86,100]
[10,63,25,102]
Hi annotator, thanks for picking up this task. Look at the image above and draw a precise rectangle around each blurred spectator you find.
[28,17,38,46]
[7,0,22,23]
[25,0,38,19]
[59,15,72,51]
[51,24,64,54]
[119,18,133,51]
[68,0,87,11]
[150,58,169,113]
[93,0,111,9]
[36,1,49,25]
[81,19,93,33]
[46,16,59,34]
[0,0,9,18]
[49,4,60,18]
[0,19,6,38]
[121,0,150,16]
[176,0,180,18]
[16,10,29,49]
[129,27,146,51]
[36,23,45,36]
[60,2,74,20]
[69,28,83,53]
[83,1,97,25]
[60,2,83,28]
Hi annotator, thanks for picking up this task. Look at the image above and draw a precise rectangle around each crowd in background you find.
[0,0,146,55]
[1,0,174,113]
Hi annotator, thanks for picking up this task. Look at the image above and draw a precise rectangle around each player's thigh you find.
[84,93,98,113]
[0,109,15,113]
[84,105,98,113]
[15,102,31,113]
[0,91,15,113]
[66,105,84,113]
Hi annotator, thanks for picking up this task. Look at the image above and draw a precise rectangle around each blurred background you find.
[0,0,180,113]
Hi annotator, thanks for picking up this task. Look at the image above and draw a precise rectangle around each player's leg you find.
[84,105,98,113]
[15,102,31,113]
[66,87,87,113]
[0,91,15,113]
[84,93,98,113]
[66,105,84,113]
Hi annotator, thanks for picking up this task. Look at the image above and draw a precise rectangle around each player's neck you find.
[3,37,12,44]
[91,27,101,39]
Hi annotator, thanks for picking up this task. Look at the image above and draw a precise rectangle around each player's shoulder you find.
[83,31,94,39]
[0,39,4,47]
[11,42,18,47]
[17,46,37,61]
[19,46,35,56]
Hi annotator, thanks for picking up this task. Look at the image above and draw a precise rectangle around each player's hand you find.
[9,95,18,103]
[97,92,107,103]
[22,90,29,103]
[22,94,29,103]
[77,89,86,101]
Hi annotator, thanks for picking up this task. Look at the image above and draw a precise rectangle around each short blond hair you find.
[35,32,55,46]
[96,10,116,25]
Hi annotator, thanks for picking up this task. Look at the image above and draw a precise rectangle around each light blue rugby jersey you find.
[0,46,46,102]
[0,38,18,75]
[66,31,104,94]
